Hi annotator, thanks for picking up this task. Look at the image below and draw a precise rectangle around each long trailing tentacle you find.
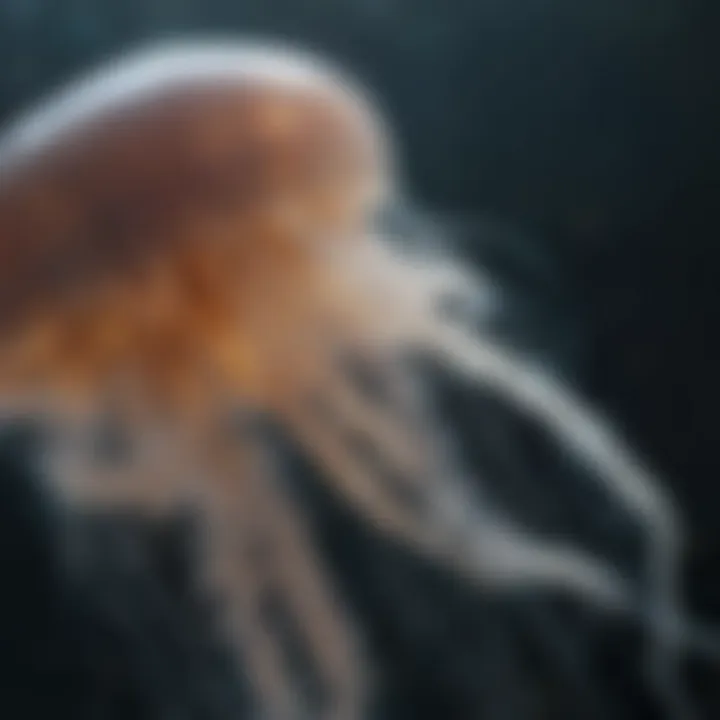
[197,413,366,720]
[326,231,716,714]
[350,234,679,600]
[415,289,707,717]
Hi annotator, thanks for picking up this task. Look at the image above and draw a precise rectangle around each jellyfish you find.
[0,40,713,720]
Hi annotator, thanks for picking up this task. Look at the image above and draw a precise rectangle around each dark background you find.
[0,1,719,718]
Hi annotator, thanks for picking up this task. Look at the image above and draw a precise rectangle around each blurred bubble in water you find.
[0,37,716,720]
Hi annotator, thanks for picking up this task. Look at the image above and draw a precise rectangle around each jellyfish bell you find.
[0,41,395,419]
[0,39,713,720]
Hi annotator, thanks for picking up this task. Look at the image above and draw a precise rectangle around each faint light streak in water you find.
[0,37,716,720]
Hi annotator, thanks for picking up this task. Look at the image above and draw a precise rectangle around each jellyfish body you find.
[0,40,711,719]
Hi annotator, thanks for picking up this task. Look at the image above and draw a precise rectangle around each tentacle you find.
[203,489,301,720]
[259,452,367,720]
[463,515,629,607]
[282,386,632,610]
[318,364,423,477]
[425,325,676,530]
[419,320,707,715]
[199,416,366,720]
[282,400,434,546]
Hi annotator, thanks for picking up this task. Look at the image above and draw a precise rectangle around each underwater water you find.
[1,4,719,720]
